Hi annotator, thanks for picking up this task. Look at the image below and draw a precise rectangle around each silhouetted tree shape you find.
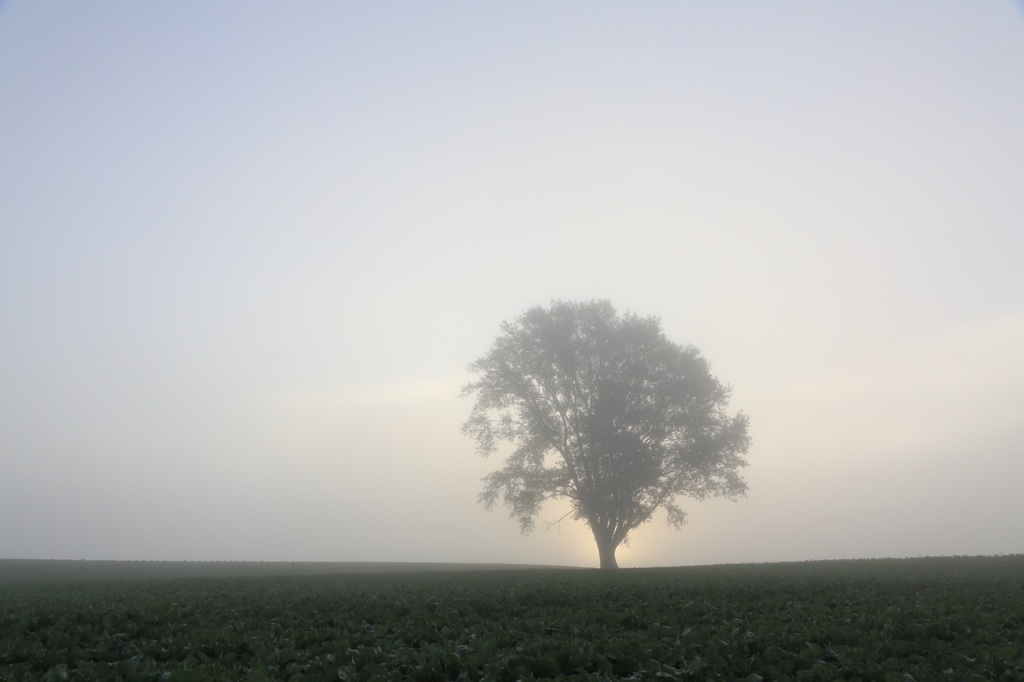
[462,300,750,569]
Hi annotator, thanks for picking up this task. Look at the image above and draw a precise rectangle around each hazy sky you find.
[2,2,1023,568]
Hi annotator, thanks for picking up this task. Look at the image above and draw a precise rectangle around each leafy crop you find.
[1,556,1022,682]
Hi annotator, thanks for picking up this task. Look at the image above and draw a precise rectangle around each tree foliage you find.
[461,300,750,568]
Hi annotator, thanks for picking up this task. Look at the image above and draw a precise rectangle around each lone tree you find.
[461,300,750,569]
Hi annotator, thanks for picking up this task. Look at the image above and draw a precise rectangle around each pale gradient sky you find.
[1,2,1022,568]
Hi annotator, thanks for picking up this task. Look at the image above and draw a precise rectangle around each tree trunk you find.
[595,533,619,570]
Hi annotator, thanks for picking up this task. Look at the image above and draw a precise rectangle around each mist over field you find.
[1,2,1022,568]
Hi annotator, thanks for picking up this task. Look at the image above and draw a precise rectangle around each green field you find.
[0,561,566,586]
[1,556,1022,682]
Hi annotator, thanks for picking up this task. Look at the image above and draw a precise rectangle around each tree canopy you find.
[461,300,750,569]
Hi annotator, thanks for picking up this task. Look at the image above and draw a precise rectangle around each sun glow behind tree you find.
[463,301,750,568]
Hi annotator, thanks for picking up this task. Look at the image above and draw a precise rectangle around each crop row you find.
[1,559,1023,682]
